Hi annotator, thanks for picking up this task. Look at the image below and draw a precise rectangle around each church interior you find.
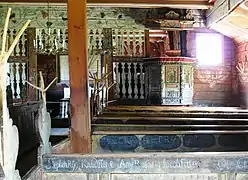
[1,0,248,179]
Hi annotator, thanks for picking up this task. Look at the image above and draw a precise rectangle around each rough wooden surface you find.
[68,0,91,153]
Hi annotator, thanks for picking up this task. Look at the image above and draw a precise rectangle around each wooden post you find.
[180,30,187,56]
[102,28,114,101]
[27,28,37,101]
[144,30,150,57]
[68,0,91,153]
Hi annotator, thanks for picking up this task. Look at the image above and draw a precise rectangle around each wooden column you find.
[102,28,114,100]
[27,28,37,101]
[68,0,91,153]
[144,30,150,57]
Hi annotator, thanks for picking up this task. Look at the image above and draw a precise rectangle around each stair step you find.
[94,116,248,121]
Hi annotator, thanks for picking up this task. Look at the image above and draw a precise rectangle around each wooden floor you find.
[104,105,248,113]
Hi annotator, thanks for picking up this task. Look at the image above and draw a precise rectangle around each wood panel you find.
[37,55,57,87]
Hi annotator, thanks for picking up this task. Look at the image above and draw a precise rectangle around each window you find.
[196,33,223,66]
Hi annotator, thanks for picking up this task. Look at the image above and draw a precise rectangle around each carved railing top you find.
[43,152,248,174]
[113,56,146,62]
[8,56,28,63]
[8,101,40,110]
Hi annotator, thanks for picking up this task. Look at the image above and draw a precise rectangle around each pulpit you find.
[144,57,196,105]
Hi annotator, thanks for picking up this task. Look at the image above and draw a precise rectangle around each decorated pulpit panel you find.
[144,57,195,105]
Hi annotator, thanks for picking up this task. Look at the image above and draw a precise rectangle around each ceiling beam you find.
[0,0,212,9]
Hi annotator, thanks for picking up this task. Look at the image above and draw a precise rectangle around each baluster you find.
[22,31,27,56]
[93,29,98,50]
[115,62,120,98]
[127,63,132,98]
[9,63,15,98]
[19,34,24,56]
[21,63,26,85]
[9,29,14,56]
[133,63,138,99]
[6,29,10,53]
[140,63,144,99]
[114,29,119,55]
[121,62,126,98]
[21,63,26,99]
[62,101,66,118]
[15,63,21,98]
[65,101,69,118]
[120,29,125,56]
[138,31,144,56]
[65,29,68,50]
[6,63,10,86]
[112,29,117,55]
[126,30,131,56]
[36,28,40,50]
[56,29,61,50]
[61,29,67,50]
[15,31,21,56]
[99,29,103,50]
[132,31,137,56]
[117,29,122,56]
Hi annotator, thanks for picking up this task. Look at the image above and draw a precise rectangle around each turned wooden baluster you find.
[133,63,138,99]
[121,62,126,98]
[127,63,132,98]
[115,62,121,98]
[140,64,144,99]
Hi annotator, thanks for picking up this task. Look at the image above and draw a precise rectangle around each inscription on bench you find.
[141,135,181,150]
[100,135,139,151]
[43,154,248,173]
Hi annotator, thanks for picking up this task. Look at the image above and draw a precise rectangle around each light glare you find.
[196,33,222,66]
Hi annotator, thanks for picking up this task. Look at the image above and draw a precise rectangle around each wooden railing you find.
[113,57,145,100]
[0,28,29,102]
[7,57,28,102]
[3,29,28,57]
[112,29,145,56]
[47,100,70,119]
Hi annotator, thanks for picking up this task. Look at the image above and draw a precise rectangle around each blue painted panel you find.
[219,134,247,148]
[141,135,181,150]
[99,135,139,151]
[183,135,215,148]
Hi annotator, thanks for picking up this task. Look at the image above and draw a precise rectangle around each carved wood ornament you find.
[0,8,30,180]
[236,55,248,82]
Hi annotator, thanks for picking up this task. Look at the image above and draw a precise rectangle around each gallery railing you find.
[7,57,28,102]
[113,56,145,100]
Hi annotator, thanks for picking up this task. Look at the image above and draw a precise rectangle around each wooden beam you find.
[0,0,211,9]
[68,0,91,153]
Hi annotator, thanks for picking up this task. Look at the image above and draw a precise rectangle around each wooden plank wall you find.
[187,31,236,106]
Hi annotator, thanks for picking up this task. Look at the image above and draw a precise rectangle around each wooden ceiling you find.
[210,0,248,41]
[0,0,212,9]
